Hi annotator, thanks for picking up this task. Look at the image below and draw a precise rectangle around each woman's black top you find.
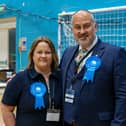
[2,68,62,126]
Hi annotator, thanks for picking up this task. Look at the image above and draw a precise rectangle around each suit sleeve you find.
[111,48,126,126]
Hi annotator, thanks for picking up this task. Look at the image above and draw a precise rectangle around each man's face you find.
[72,11,97,49]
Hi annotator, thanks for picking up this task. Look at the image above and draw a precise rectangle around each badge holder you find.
[46,96,60,122]
[46,108,60,122]
[65,86,75,104]
[46,80,61,122]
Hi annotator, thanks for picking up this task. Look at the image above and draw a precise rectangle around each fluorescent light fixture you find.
[0,4,6,12]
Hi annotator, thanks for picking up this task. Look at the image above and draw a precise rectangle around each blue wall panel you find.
[0,0,126,71]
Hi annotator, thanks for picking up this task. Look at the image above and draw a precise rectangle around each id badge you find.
[65,88,75,104]
[46,109,60,122]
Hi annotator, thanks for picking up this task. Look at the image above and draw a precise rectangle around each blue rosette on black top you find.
[83,56,101,82]
[30,82,47,109]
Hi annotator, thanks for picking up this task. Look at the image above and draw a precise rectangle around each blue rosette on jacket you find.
[30,82,47,109]
[83,56,101,82]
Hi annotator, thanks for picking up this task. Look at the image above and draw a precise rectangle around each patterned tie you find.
[75,49,86,73]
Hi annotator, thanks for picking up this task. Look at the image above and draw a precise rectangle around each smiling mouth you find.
[79,36,88,41]
[79,34,88,39]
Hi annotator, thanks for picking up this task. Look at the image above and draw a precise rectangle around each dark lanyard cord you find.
[40,76,55,109]
[76,43,97,69]
[48,78,55,109]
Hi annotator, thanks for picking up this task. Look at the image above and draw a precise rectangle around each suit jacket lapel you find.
[62,45,78,92]
[81,39,105,74]
[92,39,105,58]
[80,39,105,92]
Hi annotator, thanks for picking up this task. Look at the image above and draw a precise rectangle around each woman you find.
[1,36,62,126]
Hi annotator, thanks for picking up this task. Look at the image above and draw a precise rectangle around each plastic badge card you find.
[46,109,60,122]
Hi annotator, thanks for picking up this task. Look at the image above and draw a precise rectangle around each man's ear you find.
[95,23,98,32]
[71,26,73,32]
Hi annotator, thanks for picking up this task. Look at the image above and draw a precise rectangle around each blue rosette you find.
[30,82,47,109]
[83,56,101,82]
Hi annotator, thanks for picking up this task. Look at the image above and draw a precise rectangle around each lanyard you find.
[70,43,97,86]
[48,78,55,109]
[75,43,97,71]
[39,76,55,109]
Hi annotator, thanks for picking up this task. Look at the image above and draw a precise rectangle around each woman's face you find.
[33,41,52,71]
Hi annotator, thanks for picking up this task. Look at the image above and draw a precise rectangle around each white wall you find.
[0,29,9,69]
[0,18,16,70]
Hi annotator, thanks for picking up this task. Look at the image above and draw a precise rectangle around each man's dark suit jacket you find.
[60,39,126,126]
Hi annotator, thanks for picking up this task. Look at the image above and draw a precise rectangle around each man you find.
[60,10,126,126]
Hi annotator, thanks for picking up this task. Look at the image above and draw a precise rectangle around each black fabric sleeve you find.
[2,71,26,106]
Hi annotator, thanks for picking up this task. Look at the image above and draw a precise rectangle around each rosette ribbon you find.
[83,56,101,82]
[30,82,46,109]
